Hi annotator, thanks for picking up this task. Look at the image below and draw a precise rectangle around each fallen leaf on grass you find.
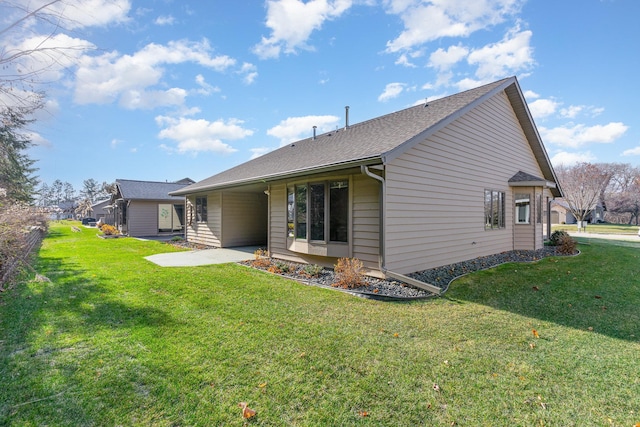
[594,295,602,299]
[358,410,369,417]
[532,329,540,339]
[393,333,399,338]
[238,402,256,419]
[433,383,440,392]
[532,286,539,291]
[258,383,267,388]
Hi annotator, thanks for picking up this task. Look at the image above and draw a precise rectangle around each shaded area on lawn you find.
[446,241,640,343]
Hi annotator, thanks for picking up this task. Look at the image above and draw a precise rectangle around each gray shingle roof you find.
[172,77,560,197]
[116,179,193,201]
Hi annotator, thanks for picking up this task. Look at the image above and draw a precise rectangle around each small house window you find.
[515,193,530,224]
[484,190,505,229]
[196,197,207,222]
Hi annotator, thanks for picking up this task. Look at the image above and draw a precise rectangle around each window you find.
[287,188,295,237]
[310,183,325,240]
[536,194,542,224]
[484,190,505,229]
[196,197,207,222]
[515,193,530,224]
[330,180,349,242]
[295,185,307,239]
[290,180,349,243]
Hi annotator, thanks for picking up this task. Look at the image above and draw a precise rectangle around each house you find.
[551,199,604,225]
[91,198,111,222]
[170,77,562,278]
[110,178,194,237]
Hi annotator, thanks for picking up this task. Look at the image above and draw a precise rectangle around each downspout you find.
[360,165,385,269]
[360,165,442,295]
[546,196,551,240]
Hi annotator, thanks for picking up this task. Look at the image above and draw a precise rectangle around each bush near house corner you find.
[99,223,119,236]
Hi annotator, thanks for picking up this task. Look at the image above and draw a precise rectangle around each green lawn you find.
[552,222,639,235]
[1,222,639,426]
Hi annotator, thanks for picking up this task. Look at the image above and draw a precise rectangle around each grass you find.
[0,222,639,426]
[552,222,639,235]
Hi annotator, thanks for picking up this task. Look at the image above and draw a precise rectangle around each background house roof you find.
[116,179,194,201]
[172,77,560,196]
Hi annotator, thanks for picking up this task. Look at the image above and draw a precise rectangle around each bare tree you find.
[75,197,93,218]
[0,0,94,110]
[556,163,612,229]
[604,164,640,225]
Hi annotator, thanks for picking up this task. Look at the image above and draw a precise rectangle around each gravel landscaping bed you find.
[238,246,571,300]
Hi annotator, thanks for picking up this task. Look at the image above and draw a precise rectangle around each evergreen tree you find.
[0,108,39,203]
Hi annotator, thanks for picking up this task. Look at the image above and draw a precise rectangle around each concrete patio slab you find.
[144,246,260,267]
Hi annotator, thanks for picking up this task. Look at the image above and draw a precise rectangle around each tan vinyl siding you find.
[384,91,546,273]
[269,184,287,254]
[127,201,158,237]
[352,173,380,270]
[186,194,222,247]
[220,192,268,247]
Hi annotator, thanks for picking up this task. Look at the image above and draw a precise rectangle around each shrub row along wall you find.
[0,226,46,291]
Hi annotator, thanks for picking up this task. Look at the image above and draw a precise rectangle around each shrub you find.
[274,261,291,273]
[170,236,184,242]
[332,257,364,289]
[556,234,577,255]
[100,224,119,236]
[549,230,570,246]
[303,264,324,278]
[251,248,272,269]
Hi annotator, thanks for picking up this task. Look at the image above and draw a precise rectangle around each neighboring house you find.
[551,199,604,224]
[111,178,194,237]
[91,198,112,222]
[49,201,77,220]
[170,77,562,277]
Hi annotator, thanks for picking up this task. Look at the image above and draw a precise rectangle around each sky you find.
[1,0,639,193]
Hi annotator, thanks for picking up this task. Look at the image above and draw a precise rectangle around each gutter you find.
[170,157,382,196]
[360,165,442,295]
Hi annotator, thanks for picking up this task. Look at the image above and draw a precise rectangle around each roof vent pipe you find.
[344,106,350,130]
[312,125,317,140]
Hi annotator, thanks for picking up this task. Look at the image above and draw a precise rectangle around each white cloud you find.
[74,39,236,108]
[267,115,340,145]
[528,98,559,119]
[24,131,50,147]
[385,0,524,53]
[239,62,258,85]
[194,74,220,96]
[22,0,132,29]
[378,82,405,102]
[155,116,253,154]
[428,44,469,71]
[253,0,353,59]
[559,105,604,119]
[466,26,534,82]
[523,90,539,100]
[622,146,640,157]
[250,146,274,159]
[5,33,95,84]
[551,151,596,166]
[540,122,628,148]
[155,15,176,25]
